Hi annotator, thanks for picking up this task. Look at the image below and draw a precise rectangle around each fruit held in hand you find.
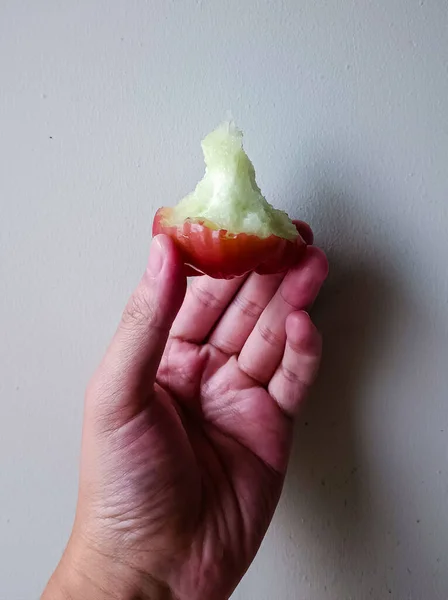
[153,122,306,279]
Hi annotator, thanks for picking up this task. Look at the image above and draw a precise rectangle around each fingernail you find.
[147,236,165,277]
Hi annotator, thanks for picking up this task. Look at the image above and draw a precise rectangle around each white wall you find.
[1,1,447,598]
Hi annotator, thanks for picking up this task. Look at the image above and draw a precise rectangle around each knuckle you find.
[122,290,157,329]
[233,294,263,319]
[280,364,303,384]
[211,337,239,355]
[258,322,284,348]
[121,290,170,340]
[237,358,266,384]
[191,282,226,310]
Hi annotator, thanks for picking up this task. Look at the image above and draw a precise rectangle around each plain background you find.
[1,1,447,598]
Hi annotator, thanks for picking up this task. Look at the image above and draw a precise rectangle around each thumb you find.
[88,234,186,425]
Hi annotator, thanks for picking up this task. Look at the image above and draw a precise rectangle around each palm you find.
[80,240,328,600]
[153,338,291,597]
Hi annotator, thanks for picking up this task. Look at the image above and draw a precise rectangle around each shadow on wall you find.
[282,192,414,596]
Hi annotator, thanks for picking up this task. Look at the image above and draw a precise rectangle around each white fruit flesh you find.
[170,122,298,240]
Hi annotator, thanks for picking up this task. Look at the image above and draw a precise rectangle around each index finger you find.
[169,276,245,343]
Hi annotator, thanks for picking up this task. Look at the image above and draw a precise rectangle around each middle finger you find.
[238,246,329,384]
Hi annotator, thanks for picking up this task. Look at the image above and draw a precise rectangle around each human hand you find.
[43,222,328,600]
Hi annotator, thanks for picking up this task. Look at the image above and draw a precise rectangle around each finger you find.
[169,221,314,343]
[238,246,328,384]
[268,311,322,417]
[293,220,314,245]
[207,222,314,353]
[88,235,186,423]
[169,276,245,343]
[208,272,285,354]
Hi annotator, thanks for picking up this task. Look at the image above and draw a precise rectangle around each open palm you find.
[68,228,328,600]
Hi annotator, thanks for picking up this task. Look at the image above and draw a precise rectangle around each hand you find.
[43,223,328,600]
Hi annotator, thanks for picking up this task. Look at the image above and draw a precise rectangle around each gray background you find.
[1,1,447,598]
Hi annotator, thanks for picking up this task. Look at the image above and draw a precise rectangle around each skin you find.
[42,221,328,600]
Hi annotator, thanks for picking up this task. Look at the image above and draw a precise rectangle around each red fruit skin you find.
[152,208,307,279]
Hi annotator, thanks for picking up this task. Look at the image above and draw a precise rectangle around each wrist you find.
[42,533,172,600]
